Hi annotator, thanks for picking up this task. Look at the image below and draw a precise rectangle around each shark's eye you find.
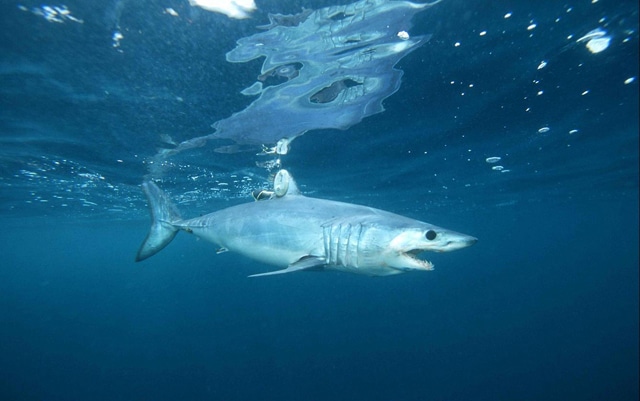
[425,230,437,240]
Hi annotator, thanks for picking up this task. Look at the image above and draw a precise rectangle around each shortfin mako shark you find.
[136,170,477,277]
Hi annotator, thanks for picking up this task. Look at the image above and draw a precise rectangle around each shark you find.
[136,170,477,277]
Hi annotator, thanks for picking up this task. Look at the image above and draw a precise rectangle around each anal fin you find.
[249,255,326,278]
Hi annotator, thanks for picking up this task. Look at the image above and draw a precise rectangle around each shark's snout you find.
[447,235,477,251]
[465,236,478,246]
[429,232,477,253]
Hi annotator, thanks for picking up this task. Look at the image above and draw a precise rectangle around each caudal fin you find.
[135,180,182,262]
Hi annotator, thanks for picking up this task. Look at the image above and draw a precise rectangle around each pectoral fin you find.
[248,256,326,278]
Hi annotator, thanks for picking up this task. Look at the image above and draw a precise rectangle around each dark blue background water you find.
[1,0,638,400]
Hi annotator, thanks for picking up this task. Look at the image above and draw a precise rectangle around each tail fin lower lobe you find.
[135,181,182,262]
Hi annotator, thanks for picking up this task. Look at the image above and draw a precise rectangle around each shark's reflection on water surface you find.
[158,0,441,158]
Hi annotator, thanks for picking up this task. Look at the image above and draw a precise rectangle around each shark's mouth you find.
[397,249,434,271]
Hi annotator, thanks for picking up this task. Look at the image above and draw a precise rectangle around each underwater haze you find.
[1,0,638,400]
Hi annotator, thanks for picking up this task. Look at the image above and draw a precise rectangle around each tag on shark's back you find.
[273,169,300,197]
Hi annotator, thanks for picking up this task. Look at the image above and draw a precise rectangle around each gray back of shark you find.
[136,171,477,277]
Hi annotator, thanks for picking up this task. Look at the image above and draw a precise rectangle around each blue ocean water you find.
[1,0,638,400]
